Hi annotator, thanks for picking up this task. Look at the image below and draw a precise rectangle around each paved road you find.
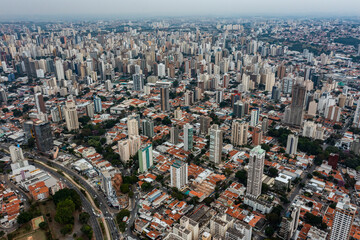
[33,162,104,240]
[34,156,120,240]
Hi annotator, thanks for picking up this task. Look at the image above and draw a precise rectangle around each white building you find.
[170,160,188,189]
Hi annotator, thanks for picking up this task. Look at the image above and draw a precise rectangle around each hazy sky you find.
[1,0,360,18]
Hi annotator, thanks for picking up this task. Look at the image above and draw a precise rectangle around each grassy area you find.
[7,223,32,240]
[14,229,46,240]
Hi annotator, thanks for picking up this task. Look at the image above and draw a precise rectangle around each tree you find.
[116,209,130,223]
[141,182,153,191]
[235,170,247,185]
[120,184,130,194]
[60,224,73,235]
[81,224,93,239]
[162,116,172,125]
[261,144,271,152]
[17,211,33,224]
[265,226,275,237]
[39,221,48,230]
[55,199,75,225]
[268,167,279,178]
[79,212,90,224]
[53,188,82,209]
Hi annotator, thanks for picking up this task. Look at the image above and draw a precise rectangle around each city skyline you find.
[0,0,360,21]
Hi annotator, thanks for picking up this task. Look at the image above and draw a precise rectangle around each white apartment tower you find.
[170,160,188,189]
[247,145,265,198]
[330,198,356,240]
[64,99,79,131]
[209,124,223,164]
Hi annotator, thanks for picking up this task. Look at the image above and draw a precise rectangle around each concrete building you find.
[231,121,248,147]
[142,119,154,138]
[210,214,234,238]
[127,117,139,136]
[184,123,194,151]
[33,121,53,152]
[170,125,181,145]
[138,144,153,173]
[330,197,356,240]
[160,86,170,112]
[200,116,211,135]
[64,99,79,131]
[252,127,262,146]
[209,125,223,164]
[286,134,298,155]
[9,145,24,163]
[94,96,102,113]
[250,108,260,127]
[170,160,188,189]
[278,206,300,240]
[247,146,265,198]
[86,102,95,118]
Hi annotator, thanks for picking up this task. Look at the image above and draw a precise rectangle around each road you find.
[34,156,121,240]
[33,162,104,240]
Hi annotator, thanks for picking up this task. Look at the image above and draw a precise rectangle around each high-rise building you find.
[183,124,194,151]
[250,108,260,127]
[138,144,153,173]
[129,135,141,156]
[210,214,234,238]
[170,160,188,189]
[231,121,248,147]
[278,206,300,240]
[94,96,102,113]
[326,105,341,123]
[9,145,24,163]
[286,134,298,155]
[233,101,245,119]
[271,86,281,101]
[287,82,306,126]
[142,119,154,138]
[55,59,65,80]
[35,93,46,113]
[209,125,223,164]
[127,117,139,136]
[247,146,265,198]
[51,106,62,122]
[0,89,7,104]
[261,117,269,134]
[200,116,211,135]
[353,99,360,128]
[64,99,79,131]
[86,102,95,118]
[185,90,194,106]
[105,80,112,91]
[160,86,170,112]
[133,74,144,91]
[252,127,263,146]
[102,171,115,198]
[170,125,181,145]
[33,121,53,152]
[174,108,182,119]
[330,198,356,240]
[118,140,130,163]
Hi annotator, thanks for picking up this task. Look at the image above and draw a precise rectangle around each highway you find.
[34,155,121,240]
[33,162,104,240]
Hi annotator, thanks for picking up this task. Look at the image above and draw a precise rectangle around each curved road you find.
[34,156,120,240]
[33,162,104,240]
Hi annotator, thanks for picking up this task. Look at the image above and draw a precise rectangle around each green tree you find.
[55,199,75,225]
[79,212,90,224]
[60,224,73,235]
[17,212,33,224]
[235,170,247,185]
[81,224,93,239]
